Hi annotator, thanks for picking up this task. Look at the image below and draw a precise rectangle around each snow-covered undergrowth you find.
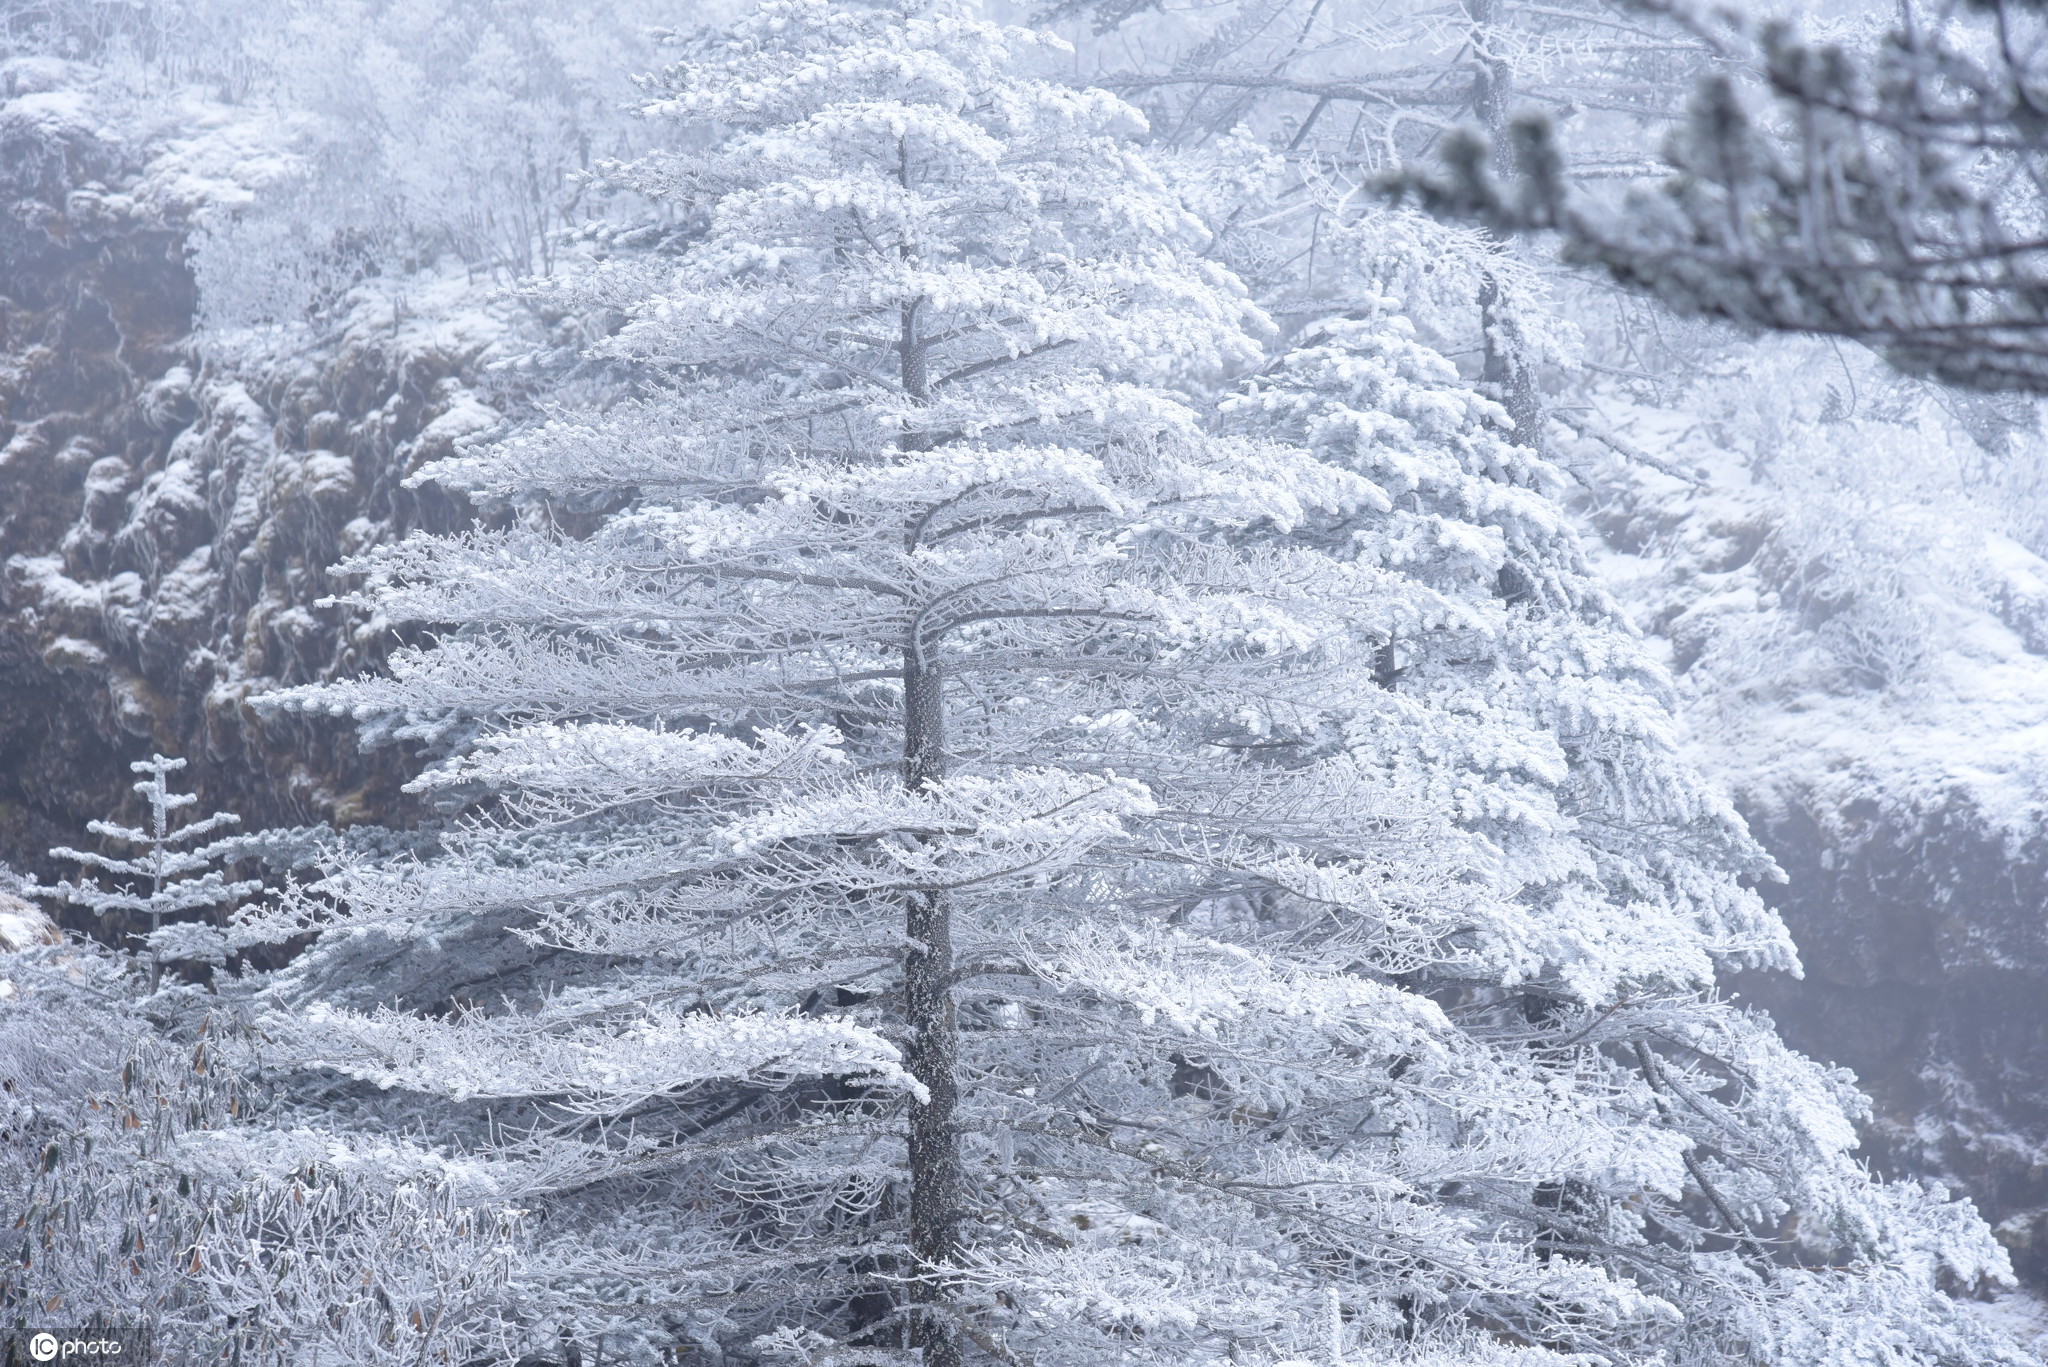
[0,936,535,1362]
[1579,337,2048,844]
[1571,333,2048,1283]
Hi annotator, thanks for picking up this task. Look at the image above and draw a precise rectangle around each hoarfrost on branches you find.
[37,754,260,987]
[0,0,2038,1361]
[230,2,2024,1362]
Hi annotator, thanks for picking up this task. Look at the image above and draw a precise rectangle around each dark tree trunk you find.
[1465,0,1543,447]
[1478,272,1542,448]
[901,650,962,1367]
[897,130,960,1341]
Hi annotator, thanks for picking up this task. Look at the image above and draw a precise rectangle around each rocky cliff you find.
[1734,797,2048,1283]
[0,73,524,892]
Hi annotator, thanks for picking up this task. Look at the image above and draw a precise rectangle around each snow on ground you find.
[0,895,57,953]
[1964,1288,2048,1358]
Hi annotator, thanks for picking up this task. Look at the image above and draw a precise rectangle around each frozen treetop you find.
[42,754,258,977]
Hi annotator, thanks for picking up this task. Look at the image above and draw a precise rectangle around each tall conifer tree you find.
[252,4,2017,1362]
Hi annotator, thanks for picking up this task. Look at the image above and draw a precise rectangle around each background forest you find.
[3,0,2048,1362]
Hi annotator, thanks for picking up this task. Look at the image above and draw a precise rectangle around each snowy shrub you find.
[0,940,537,1363]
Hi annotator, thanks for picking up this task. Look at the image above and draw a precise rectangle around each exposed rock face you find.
[0,84,517,894]
[1731,798,2048,1284]
[0,79,197,869]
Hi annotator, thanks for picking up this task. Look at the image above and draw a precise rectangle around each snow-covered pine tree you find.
[1220,298,1778,999]
[43,754,260,988]
[246,2,2017,1363]
[1218,292,2033,1361]
[1061,0,1723,436]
